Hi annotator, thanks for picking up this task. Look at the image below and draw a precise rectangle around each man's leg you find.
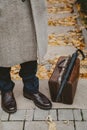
[19,61,52,110]
[19,61,39,93]
[0,67,17,113]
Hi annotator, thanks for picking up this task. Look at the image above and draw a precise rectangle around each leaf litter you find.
[46,115,57,130]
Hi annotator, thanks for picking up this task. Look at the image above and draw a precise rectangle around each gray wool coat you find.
[0,0,48,67]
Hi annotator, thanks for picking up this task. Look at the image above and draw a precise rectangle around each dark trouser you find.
[0,61,39,93]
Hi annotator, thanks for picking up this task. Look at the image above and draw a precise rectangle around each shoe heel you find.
[23,92,32,100]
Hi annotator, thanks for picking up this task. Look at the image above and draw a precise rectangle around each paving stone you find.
[25,121,48,130]
[25,110,34,121]
[58,109,73,121]
[47,3,66,8]
[44,45,76,61]
[25,121,74,130]
[48,12,74,19]
[34,109,49,121]
[0,122,23,130]
[49,109,57,121]
[48,26,75,35]
[10,110,26,121]
[82,109,87,121]
[56,121,74,130]
[75,121,87,130]
[73,109,82,121]
[1,111,9,121]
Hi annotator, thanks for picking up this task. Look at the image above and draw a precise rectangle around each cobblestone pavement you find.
[0,1,87,130]
[0,108,87,130]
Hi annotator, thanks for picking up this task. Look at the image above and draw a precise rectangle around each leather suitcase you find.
[48,56,80,104]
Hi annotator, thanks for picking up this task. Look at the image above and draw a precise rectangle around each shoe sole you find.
[23,93,52,110]
[1,104,17,114]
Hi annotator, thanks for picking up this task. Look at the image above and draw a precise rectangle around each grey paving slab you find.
[82,109,87,121]
[48,26,75,35]
[0,122,23,130]
[49,109,57,121]
[48,12,74,19]
[73,109,82,121]
[75,121,87,130]
[34,109,49,121]
[25,121,74,130]
[44,45,76,61]
[47,3,66,8]
[56,121,74,130]
[1,111,9,121]
[25,121,48,130]
[25,110,34,121]
[58,109,73,121]
[9,110,26,121]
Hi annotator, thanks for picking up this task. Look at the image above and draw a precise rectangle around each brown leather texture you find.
[23,90,52,110]
[48,56,80,104]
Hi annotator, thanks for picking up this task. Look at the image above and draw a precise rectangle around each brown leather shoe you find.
[23,90,52,110]
[1,91,17,113]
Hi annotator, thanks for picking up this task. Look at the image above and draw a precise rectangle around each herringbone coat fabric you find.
[0,0,48,67]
